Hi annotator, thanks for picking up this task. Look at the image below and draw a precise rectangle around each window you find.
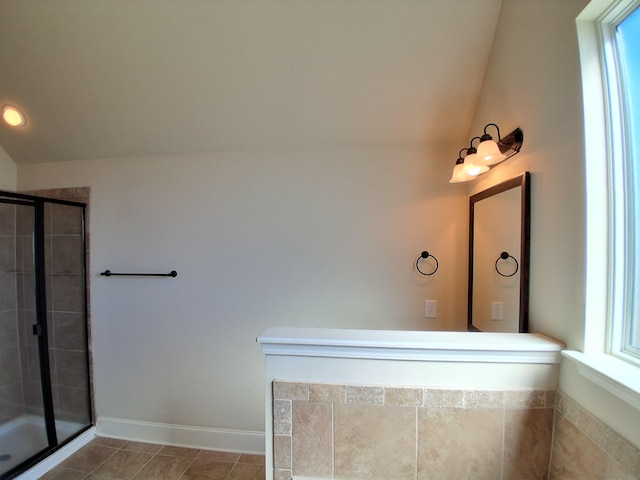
[572,0,640,410]
[602,1,640,364]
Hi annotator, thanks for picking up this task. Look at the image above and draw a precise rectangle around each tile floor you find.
[39,437,266,480]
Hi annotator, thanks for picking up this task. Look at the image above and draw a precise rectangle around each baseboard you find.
[96,417,265,454]
[15,426,96,480]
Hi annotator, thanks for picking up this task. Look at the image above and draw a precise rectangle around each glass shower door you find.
[44,201,91,443]
[0,200,50,477]
[0,190,91,479]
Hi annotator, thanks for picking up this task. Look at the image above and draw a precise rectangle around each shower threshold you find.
[0,416,88,478]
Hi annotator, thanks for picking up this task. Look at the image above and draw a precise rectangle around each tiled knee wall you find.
[551,391,640,479]
[273,381,557,480]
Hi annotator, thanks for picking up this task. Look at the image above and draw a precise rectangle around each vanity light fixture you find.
[449,138,489,183]
[477,123,507,165]
[2,105,26,128]
[449,124,524,183]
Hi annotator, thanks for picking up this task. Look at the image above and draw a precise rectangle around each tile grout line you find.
[227,456,241,480]
[128,442,161,480]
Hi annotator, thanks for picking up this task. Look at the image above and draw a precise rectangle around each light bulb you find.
[2,105,26,127]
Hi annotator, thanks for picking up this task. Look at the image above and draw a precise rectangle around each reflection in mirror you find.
[468,173,530,332]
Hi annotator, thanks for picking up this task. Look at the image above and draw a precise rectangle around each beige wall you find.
[17,144,467,438]
[468,0,588,345]
[469,0,640,450]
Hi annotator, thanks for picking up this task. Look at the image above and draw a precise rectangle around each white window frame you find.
[564,0,640,408]
[600,0,640,365]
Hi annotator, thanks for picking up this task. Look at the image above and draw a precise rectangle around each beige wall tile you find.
[274,435,292,469]
[274,381,309,401]
[418,407,503,479]
[503,408,554,480]
[556,391,579,424]
[505,390,546,409]
[605,429,639,474]
[273,399,292,435]
[577,409,609,450]
[310,382,346,403]
[424,388,464,408]
[464,389,505,409]
[335,403,416,479]
[605,458,637,480]
[549,415,609,479]
[292,401,332,477]
[386,387,424,407]
[274,468,293,480]
[545,389,557,408]
[346,385,384,405]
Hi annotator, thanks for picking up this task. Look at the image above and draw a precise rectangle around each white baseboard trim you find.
[96,417,265,455]
[15,426,96,480]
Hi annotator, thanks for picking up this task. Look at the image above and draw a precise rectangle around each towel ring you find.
[416,251,439,276]
[495,251,519,277]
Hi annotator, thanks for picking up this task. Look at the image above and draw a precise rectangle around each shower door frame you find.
[0,190,92,480]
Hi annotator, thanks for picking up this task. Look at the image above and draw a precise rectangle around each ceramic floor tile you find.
[195,450,240,463]
[91,437,129,449]
[131,454,193,480]
[158,446,201,458]
[179,458,234,479]
[121,441,164,454]
[237,453,265,465]
[91,449,154,479]
[60,444,118,473]
[39,466,88,480]
[37,437,266,480]
[227,463,266,480]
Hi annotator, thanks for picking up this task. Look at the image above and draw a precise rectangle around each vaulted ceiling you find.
[0,0,502,164]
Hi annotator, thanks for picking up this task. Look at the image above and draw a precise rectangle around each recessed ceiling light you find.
[2,105,26,127]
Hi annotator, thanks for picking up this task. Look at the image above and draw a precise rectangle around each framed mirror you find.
[468,172,530,332]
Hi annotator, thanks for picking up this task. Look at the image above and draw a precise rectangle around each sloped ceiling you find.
[0,0,502,164]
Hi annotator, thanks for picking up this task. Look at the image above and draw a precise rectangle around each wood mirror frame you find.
[468,172,530,332]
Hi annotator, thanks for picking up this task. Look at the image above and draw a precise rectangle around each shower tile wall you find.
[0,202,22,424]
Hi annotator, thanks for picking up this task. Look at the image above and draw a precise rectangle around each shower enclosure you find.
[0,190,91,479]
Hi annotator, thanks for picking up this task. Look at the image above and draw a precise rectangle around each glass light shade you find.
[463,153,489,177]
[2,105,26,127]
[449,162,472,183]
[476,139,506,165]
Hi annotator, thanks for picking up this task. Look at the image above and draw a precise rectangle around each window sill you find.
[562,350,640,410]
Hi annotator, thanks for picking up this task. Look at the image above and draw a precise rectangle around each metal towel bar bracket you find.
[101,270,178,277]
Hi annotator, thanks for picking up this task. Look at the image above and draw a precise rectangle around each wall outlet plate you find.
[491,302,504,321]
[424,300,437,319]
